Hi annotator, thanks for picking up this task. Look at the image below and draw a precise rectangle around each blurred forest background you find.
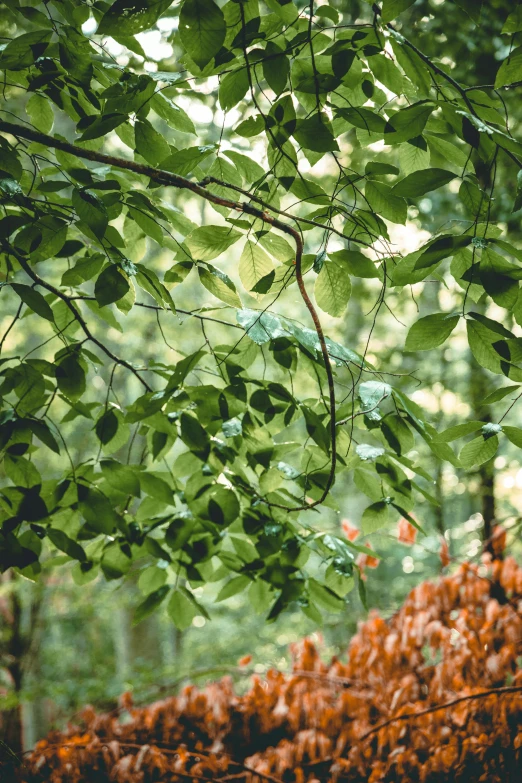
[2,0,522,752]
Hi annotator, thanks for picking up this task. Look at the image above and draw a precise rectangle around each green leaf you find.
[361,501,389,533]
[27,420,60,454]
[502,7,522,34]
[4,455,41,488]
[234,115,265,138]
[179,0,226,69]
[55,353,86,401]
[180,412,210,459]
[78,113,127,142]
[100,459,140,496]
[95,409,119,445]
[98,0,172,36]
[390,37,432,94]
[262,42,290,95]
[145,537,171,563]
[405,313,459,351]
[359,380,391,410]
[133,585,169,626]
[466,319,521,377]
[198,264,242,308]
[167,587,198,630]
[468,311,514,338]
[151,94,196,135]
[135,119,170,165]
[94,266,130,307]
[138,565,167,596]
[164,516,194,551]
[80,489,119,535]
[216,575,250,602]
[257,232,294,263]
[459,179,488,216]
[239,240,274,292]
[219,69,249,112]
[365,161,400,177]
[139,472,174,504]
[314,255,352,317]
[302,407,330,454]
[492,338,522,366]
[482,385,520,405]
[101,542,132,578]
[414,235,471,270]
[135,265,173,309]
[365,180,407,224]
[46,529,86,562]
[72,188,108,239]
[249,579,273,613]
[329,250,379,279]
[186,226,241,261]
[308,579,345,612]
[392,169,456,198]
[399,138,431,175]
[367,55,403,95]
[459,435,499,469]
[291,178,329,205]
[495,45,522,88]
[164,260,194,286]
[59,29,93,85]
[11,284,54,322]
[294,114,339,153]
[0,148,22,181]
[0,30,50,70]
[381,0,417,23]
[434,421,483,442]
[237,309,287,344]
[480,247,520,309]
[427,135,469,169]
[26,94,53,134]
[223,151,264,184]
[337,107,386,134]
[354,467,382,500]
[503,426,522,448]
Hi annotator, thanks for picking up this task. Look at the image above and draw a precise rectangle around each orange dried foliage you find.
[492,525,508,557]
[440,537,450,569]
[16,558,522,783]
[397,517,417,546]
[341,520,359,542]
[356,543,379,576]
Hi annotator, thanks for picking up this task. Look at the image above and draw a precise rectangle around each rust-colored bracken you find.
[14,555,522,782]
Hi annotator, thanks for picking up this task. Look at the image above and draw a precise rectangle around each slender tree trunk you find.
[20,580,45,750]
[434,462,445,536]
[160,618,182,667]
[1,573,24,755]
[421,280,447,542]
[471,161,497,550]
[113,606,132,686]
[469,354,496,549]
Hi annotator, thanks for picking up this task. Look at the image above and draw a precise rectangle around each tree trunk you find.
[1,572,24,756]
[469,354,496,550]
[113,606,132,687]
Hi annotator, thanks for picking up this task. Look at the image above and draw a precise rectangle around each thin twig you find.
[0,241,152,391]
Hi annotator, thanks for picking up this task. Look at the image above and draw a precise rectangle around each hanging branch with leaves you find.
[1,0,522,626]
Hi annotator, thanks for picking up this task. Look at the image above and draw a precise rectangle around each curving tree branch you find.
[0,120,337,511]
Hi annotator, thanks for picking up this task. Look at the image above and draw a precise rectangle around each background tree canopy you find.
[2,0,522,752]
